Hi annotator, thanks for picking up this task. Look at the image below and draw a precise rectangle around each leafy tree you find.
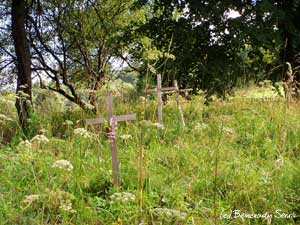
[1,0,147,113]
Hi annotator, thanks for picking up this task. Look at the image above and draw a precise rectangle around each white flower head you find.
[120,134,132,140]
[151,208,187,220]
[194,123,209,131]
[110,192,135,203]
[139,96,146,102]
[59,202,76,213]
[22,194,39,205]
[18,140,32,148]
[153,122,164,129]
[31,134,49,144]
[74,128,91,138]
[39,128,48,135]
[63,120,74,126]
[52,159,74,171]
[222,127,235,136]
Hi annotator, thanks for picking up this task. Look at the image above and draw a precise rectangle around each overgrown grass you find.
[0,87,299,224]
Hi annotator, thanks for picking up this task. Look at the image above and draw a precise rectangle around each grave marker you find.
[144,74,192,126]
[86,92,136,188]
[173,80,192,126]
[144,74,177,125]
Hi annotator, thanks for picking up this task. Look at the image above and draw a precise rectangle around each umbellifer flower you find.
[31,134,49,144]
[59,202,76,213]
[52,159,74,171]
[120,134,132,140]
[22,194,39,205]
[150,207,187,221]
[74,128,91,138]
[153,122,164,129]
[18,140,32,148]
[110,192,136,203]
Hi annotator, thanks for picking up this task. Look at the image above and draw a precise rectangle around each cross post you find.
[86,92,136,189]
[144,74,192,126]
[173,80,192,126]
[144,74,177,125]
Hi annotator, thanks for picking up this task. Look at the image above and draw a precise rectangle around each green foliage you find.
[0,88,300,224]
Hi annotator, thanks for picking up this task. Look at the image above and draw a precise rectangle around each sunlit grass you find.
[0,87,299,224]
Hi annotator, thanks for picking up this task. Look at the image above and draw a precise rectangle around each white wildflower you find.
[110,192,135,203]
[18,140,32,148]
[153,122,164,129]
[194,123,209,131]
[22,194,39,205]
[52,160,74,171]
[151,208,187,220]
[39,128,48,135]
[63,120,74,126]
[275,157,284,168]
[82,101,95,111]
[222,127,235,136]
[31,134,49,144]
[139,96,146,102]
[74,128,91,138]
[119,134,132,140]
[59,202,76,213]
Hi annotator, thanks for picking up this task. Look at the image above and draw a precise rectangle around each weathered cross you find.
[173,80,192,126]
[144,73,192,126]
[86,92,136,188]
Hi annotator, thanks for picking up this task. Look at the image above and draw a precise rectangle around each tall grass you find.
[0,88,299,224]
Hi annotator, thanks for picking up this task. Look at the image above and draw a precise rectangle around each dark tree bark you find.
[11,0,32,132]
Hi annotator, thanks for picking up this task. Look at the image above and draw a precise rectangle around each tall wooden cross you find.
[144,74,192,126]
[86,92,136,188]
[173,80,192,126]
[144,74,177,125]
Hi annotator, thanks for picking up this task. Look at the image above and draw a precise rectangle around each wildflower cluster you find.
[63,120,74,126]
[52,160,74,172]
[119,134,132,140]
[22,189,76,214]
[150,207,187,221]
[22,194,40,205]
[222,127,236,136]
[139,120,164,129]
[18,140,32,148]
[45,188,76,214]
[194,122,209,131]
[153,122,164,129]
[31,134,49,144]
[110,192,136,203]
[74,128,91,138]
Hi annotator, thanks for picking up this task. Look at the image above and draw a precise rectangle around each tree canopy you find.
[0,0,300,107]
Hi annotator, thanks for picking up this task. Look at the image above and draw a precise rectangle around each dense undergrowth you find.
[0,87,299,225]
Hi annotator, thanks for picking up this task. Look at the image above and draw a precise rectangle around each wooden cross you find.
[86,92,136,188]
[144,74,177,125]
[173,80,192,126]
[144,74,192,126]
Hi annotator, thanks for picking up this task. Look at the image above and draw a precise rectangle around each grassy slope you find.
[0,88,299,225]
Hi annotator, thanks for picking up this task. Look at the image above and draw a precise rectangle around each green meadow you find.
[0,87,299,225]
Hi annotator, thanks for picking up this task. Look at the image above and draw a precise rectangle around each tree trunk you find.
[11,0,32,133]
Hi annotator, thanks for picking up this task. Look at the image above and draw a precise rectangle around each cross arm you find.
[86,117,106,125]
[144,88,156,94]
[178,88,193,92]
[86,114,136,125]
[114,113,136,122]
